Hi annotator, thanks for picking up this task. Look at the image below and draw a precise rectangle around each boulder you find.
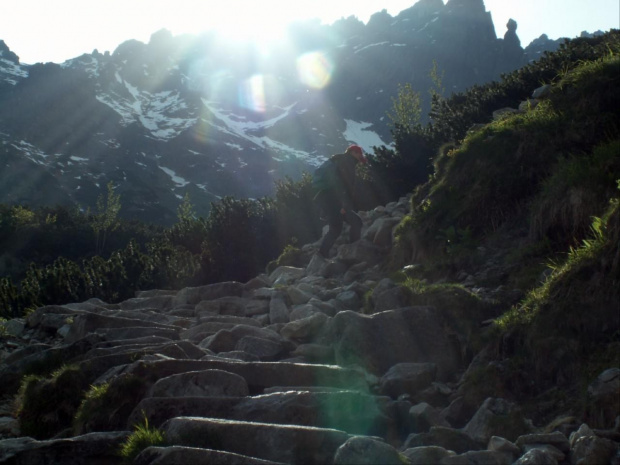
[335,290,361,310]
[363,217,401,247]
[515,431,570,455]
[513,448,559,464]
[172,281,245,306]
[0,432,129,464]
[135,446,283,465]
[290,344,334,363]
[569,423,619,465]
[119,295,173,311]
[196,296,250,317]
[586,368,620,428]
[2,319,25,337]
[235,336,289,361]
[442,450,512,464]
[280,313,329,342]
[372,286,411,312]
[180,322,237,341]
[63,313,179,344]
[325,307,462,379]
[379,362,437,399]
[287,286,314,305]
[409,402,451,432]
[145,369,249,398]
[336,240,385,265]
[269,266,305,285]
[402,445,455,464]
[121,359,370,394]
[269,296,290,325]
[463,397,532,444]
[403,426,481,454]
[161,417,350,465]
[333,436,403,464]
[488,436,522,463]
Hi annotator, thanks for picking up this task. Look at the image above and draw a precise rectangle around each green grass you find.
[15,364,90,439]
[73,374,148,435]
[119,415,166,464]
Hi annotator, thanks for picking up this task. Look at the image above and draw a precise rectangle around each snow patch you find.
[354,42,390,54]
[343,120,391,153]
[158,166,190,187]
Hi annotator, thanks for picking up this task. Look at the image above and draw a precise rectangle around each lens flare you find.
[296,52,333,89]
[239,74,267,113]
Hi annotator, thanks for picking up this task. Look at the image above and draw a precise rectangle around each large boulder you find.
[463,398,532,444]
[379,362,437,399]
[0,432,129,464]
[63,313,179,344]
[569,423,620,465]
[161,417,350,465]
[172,281,245,306]
[135,446,283,465]
[333,436,403,464]
[145,369,249,398]
[586,368,620,428]
[403,426,481,454]
[323,307,462,379]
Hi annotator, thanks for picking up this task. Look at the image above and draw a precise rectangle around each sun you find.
[175,2,294,49]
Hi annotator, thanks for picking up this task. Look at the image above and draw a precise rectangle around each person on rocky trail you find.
[312,144,367,258]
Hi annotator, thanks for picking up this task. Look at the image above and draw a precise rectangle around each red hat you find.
[346,144,367,163]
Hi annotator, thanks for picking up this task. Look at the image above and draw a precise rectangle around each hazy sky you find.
[1,0,618,64]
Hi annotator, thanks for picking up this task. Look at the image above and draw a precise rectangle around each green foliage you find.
[119,415,165,464]
[529,139,620,245]
[402,49,620,265]
[74,375,148,434]
[266,243,304,274]
[387,82,422,131]
[16,364,91,439]
[91,181,122,255]
[11,206,36,228]
[436,225,476,256]
[494,192,619,396]
[202,196,280,283]
[176,192,195,223]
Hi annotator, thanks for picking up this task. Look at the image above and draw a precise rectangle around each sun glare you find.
[186,3,292,50]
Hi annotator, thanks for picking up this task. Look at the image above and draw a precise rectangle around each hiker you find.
[312,144,367,258]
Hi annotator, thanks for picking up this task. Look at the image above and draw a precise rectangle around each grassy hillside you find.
[390,35,620,425]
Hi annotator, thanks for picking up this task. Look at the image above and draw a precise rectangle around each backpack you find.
[312,155,340,191]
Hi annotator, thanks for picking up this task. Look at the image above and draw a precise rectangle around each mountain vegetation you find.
[1,31,618,325]
[0,29,618,464]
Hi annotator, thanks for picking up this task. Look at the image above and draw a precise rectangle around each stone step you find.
[119,358,371,395]
[128,390,406,443]
[160,416,350,465]
[0,432,129,464]
[135,445,285,465]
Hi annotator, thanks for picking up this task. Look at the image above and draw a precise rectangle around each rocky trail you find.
[1,195,618,464]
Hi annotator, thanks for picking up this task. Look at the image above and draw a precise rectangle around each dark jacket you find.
[314,153,359,211]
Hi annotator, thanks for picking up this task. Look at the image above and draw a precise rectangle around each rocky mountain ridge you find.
[0,0,576,224]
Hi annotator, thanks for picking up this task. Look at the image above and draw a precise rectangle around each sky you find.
[1,0,618,65]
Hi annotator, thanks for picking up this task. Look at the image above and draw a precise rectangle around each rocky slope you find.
[1,191,618,464]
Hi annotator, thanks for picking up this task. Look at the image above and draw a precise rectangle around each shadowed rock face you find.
[1,192,618,464]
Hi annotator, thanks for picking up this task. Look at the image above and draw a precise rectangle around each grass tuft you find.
[119,415,166,464]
